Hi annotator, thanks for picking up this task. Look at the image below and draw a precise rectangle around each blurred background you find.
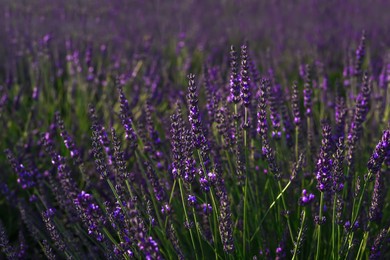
[1,0,390,74]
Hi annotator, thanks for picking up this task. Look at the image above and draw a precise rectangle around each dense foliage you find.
[0,1,390,259]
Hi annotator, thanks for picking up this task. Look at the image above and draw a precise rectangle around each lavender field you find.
[1,1,390,259]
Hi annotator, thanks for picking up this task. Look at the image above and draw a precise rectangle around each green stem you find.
[356,224,370,260]
[316,192,324,260]
[250,180,292,241]
[164,179,177,230]
[243,176,248,257]
[346,172,372,256]
[196,149,219,259]
[292,210,306,260]
[243,106,249,257]
[332,194,337,259]
[295,126,299,162]
[278,181,294,244]
[178,178,198,260]
[192,206,205,259]
[209,188,220,260]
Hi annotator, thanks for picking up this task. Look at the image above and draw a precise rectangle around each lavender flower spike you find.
[257,78,269,138]
[303,64,313,117]
[187,73,204,149]
[0,221,17,259]
[240,43,251,108]
[354,31,366,79]
[229,46,240,104]
[368,171,385,222]
[117,83,138,151]
[367,129,390,174]
[316,121,333,193]
[369,228,389,260]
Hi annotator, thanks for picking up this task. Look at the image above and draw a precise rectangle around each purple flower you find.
[188,195,197,207]
[170,106,186,179]
[344,220,351,230]
[117,83,137,151]
[145,99,162,147]
[42,208,67,252]
[367,129,389,174]
[370,229,388,259]
[201,203,212,215]
[218,190,234,253]
[332,137,345,193]
[291,81,301,125]
[354,31,366,78]
[299,189,315,205]
[347,73,371,168]
[161,203,172,215]
[74,191,105,242]
[229,45,241,104]
[5,150,35,189]
[144,161,166,202]
[240,44,251,107]
[0,221,17,259]
[269,84,282,140]
[316,122,333,193]
[111,127,130,183]
[257,78,269,138]
[55,111,81,164]
[369,171,385,222]
[199,177,210,192]
[215,106,233,150]
[334,97,347,141]
[42,240,56,260]
[303,64,313,117]
[128,203,162,260]
[91,124,110,179]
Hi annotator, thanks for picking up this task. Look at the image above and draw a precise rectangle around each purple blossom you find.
[91,124,110,179]
[170,106,186,179]
[299,189,315,205]
[73,191,105,242]
[269,84,282,140]
[201,203,212,215]
[334,97,347,141]
[144,161,166,202]
[161,203,172,215]
[187,195,197,206]
[0,221,17,259]
[316,122,333,193]
[369,171,385,222]
[128,202,162,260]
[367,129,389,174]
[199,177,210,192]
[240,44,251,108]
[5,150,36,189]
[117,83,138,151]
[229,45,240,104]
[257,78,269,138]
[303,64,313,117]
[42,208,67,252]
[347,73,371,168]
[354,31,366,78]
[370,229,388,259]
[55,112,82,164]
[332,137,345,193]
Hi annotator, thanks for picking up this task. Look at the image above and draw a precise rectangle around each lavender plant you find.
[0,4,390,259]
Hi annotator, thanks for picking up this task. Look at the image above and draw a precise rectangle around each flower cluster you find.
[316,121,333,193]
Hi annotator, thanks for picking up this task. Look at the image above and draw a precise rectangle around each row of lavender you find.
[0,31,389,259]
